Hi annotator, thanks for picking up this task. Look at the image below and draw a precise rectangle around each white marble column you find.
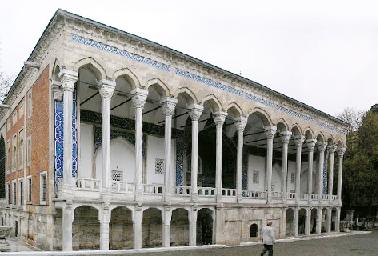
[62,202,73,251]
[265,126,277,203]
[214,111,227,201]
[189,105,203,202]
[293,207,299,237]
[306,139,316,199]
[317,143,327,200]
[316,208,322,234]
[131,89,148,201]
[162,207,172,247]
[100,205,110,250]
[133,207,143,249]
[99,80,115,193]
[280,131,291,201]
[236,117,247,202]
[327,145,337,197]
[189,208,198,246]
[305,208,311,235]
[335,207,341,232]
[337,147,346,205]
[294,136,305,202]
[161,98,177,201]
[60,70,78,191]
[326,208,332,233]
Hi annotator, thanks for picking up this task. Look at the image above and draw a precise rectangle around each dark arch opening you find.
[197,208,213,245]
[250,223,258,237]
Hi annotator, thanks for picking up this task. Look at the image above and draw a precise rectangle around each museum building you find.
[0,9,348,251]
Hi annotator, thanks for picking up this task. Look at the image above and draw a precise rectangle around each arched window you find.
[250,223,258,238]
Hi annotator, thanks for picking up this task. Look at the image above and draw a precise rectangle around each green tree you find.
[342,106,378,216]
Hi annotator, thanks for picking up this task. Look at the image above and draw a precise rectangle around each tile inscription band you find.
[71,33,346,135]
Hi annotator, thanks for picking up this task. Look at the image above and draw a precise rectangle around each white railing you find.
[310,194,319,200]
[288,193,296,199]
[198,187,216,197]
[303,194,309,200]
[321,194,330,200]
[76,178,101,191]
[242,190,266,199]
[222,188,236,197]
[331,195,338,201]
[111,182,134,193]
[175,186,191,196]
[271,191,282,199]
[143,184,163,195]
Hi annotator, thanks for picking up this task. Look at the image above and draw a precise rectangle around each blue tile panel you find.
[54,91,79,190]
[71,33,346,135]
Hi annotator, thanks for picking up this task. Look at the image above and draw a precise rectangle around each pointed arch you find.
[201,94,223,113]
[275,118,290,132]
[146,78,170,97]
[291,123,303,136]
[113,67,140,90]
[247,107,273,127]
[174,87,199,104]
[304,127,315,139]
[225,102,244,118]
[316,132,326,143]
[73,57,107,80]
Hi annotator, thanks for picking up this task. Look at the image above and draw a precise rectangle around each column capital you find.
[131,88,148,109]
[280,131,292,144]
[59,69,78,92]
[294,135,305,146]
[337,147,346,157]
[99,80,116,99]
[306,139,317,151]
[213,111,227,126]
[189,104,204,121]
[235,116,247,132]
[317,142,327,152]
[264,126,277,139]
[161,97,177,116]
[327,144,337,153]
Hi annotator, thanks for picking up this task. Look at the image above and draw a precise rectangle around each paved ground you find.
[4,231,378,255]
[135,231,378,256]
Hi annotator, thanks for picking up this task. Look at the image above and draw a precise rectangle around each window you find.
[6,141,10,173]
[27,92,32,118]
[12,181,17,205]
[26,137,31,165]
[12,135,17,170]
[19,179,23,206]
[111,169,123,182]
[253,170,259,184]
[12,111,17,125]
[154,158,164,174]
[40,172,47,204]
[19,100,24,119]
[290,173,295,184]
[18,130,24,168]
[27,176,32,203]
[250,224,258,238]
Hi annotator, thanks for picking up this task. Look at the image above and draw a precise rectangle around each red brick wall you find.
[30,66,50,205]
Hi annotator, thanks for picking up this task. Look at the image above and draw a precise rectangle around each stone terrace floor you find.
[4,231,378,256]
[122,231,378,256]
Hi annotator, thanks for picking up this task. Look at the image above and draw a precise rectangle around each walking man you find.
[261,221,275,256]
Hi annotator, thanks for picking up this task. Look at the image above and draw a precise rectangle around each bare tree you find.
[0,72,14,103]
[337,107,365,133]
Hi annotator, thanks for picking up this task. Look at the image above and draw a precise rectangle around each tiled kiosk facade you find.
[0,10,347,251]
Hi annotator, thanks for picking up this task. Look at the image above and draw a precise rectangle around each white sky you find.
[0,0,377,116]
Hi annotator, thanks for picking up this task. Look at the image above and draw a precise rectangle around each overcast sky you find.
[0,0,377,116]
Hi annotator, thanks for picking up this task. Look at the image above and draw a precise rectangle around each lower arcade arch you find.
[298,208,306,235]
[286,208,294,237]
[310,208,317,234]
[109,206,133,249]
[142,208,162,248]
[73,206,100,250]
[331,208,337,231]
[170,208,190,246]
[197,208,214,245]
